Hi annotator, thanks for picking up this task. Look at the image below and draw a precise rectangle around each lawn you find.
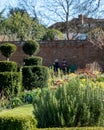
[0,104,34,117]
[0,104,104,130]
[38,128,104,130]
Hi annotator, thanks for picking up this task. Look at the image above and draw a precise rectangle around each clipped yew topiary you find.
[22,40,49,90]
[0,43,22,98]
[0,43,17,61]
[22,40,39,56]
[22,66,49,90]
[0,72,21,97]
[0,61,18,72]
[23,56,42,66]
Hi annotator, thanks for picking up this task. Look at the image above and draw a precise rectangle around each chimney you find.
[78,14,85,24]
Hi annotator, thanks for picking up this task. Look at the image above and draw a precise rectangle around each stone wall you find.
[0,40,104,71]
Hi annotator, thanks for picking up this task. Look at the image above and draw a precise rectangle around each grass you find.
[38,128,104,130]
[38,127,104,130]
[0,104,104,130]
[0,104,34,116]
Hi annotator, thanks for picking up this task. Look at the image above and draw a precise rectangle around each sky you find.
[0,0,104,26]
[0,0,43,12]
[0,0,17,10]
[0,0,51,26]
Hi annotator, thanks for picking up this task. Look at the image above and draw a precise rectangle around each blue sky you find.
[0,0,18,10]
[0,0,104,26]
[0,0,43,12]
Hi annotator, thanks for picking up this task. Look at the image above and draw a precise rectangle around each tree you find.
[18,0,38,20]
[17,0,47,24]
[0,43,17,61]
[77,0,102,16]
[43,0,103,40]
[44,0,80,40]
[42,29,64,41]
[22,40,40,56]
[2,8,45,41]
[0,9,5,32]
[87,27,104,49]
[74,0,104,46]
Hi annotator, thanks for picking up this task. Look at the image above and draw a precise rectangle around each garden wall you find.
[0,40,104,71]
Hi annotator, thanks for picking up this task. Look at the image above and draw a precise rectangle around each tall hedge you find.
[0,72,21,97]
[23,56,42,66]
[22,66,49,90]
[0,61,18,72]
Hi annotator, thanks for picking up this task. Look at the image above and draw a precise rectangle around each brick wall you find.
[0,40,104,71]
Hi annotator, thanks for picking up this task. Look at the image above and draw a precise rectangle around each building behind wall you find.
[49,14,104,40]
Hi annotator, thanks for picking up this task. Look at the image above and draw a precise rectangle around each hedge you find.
[0,43,17,60]
[0,61,18,72]
[0,72,21,97]
[22,66,49,90]
[23,56,42,66]
[0,114,37,130]
[22,40,39,56]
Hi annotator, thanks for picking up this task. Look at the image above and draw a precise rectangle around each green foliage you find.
[0,10,5,33]
[42,29,64,41]
[3,8,46,41]
[0,43,17,60]
[0,72,21,98]
[20,88,42,104]
[0,104,37,130]
[96,74,104,82]
[34,128,104,130]
[20,92,33,104]
[0,97,23,110]
[22,66,49,90]
[0,61,18,72]
[6,97,23,109]
[23,56,42,66]
[33,78,104,128]
[0,114,37,130]
[22,40,40,56]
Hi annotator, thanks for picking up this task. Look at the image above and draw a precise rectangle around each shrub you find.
[42,29,64,41]
[0,43,17,61]
[0,114,37,130]
[22,40,39,56]
[6,97,23,109]
[0,72,21,98]
[33,78,104,128]
[96,74,104,82]
[23,56,42,66]
[0,61,18,72]
[22,66,49,90]
[20,88,42,104]
[21,92,33,104]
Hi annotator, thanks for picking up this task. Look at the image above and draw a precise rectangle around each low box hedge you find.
[0,114,37,130]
